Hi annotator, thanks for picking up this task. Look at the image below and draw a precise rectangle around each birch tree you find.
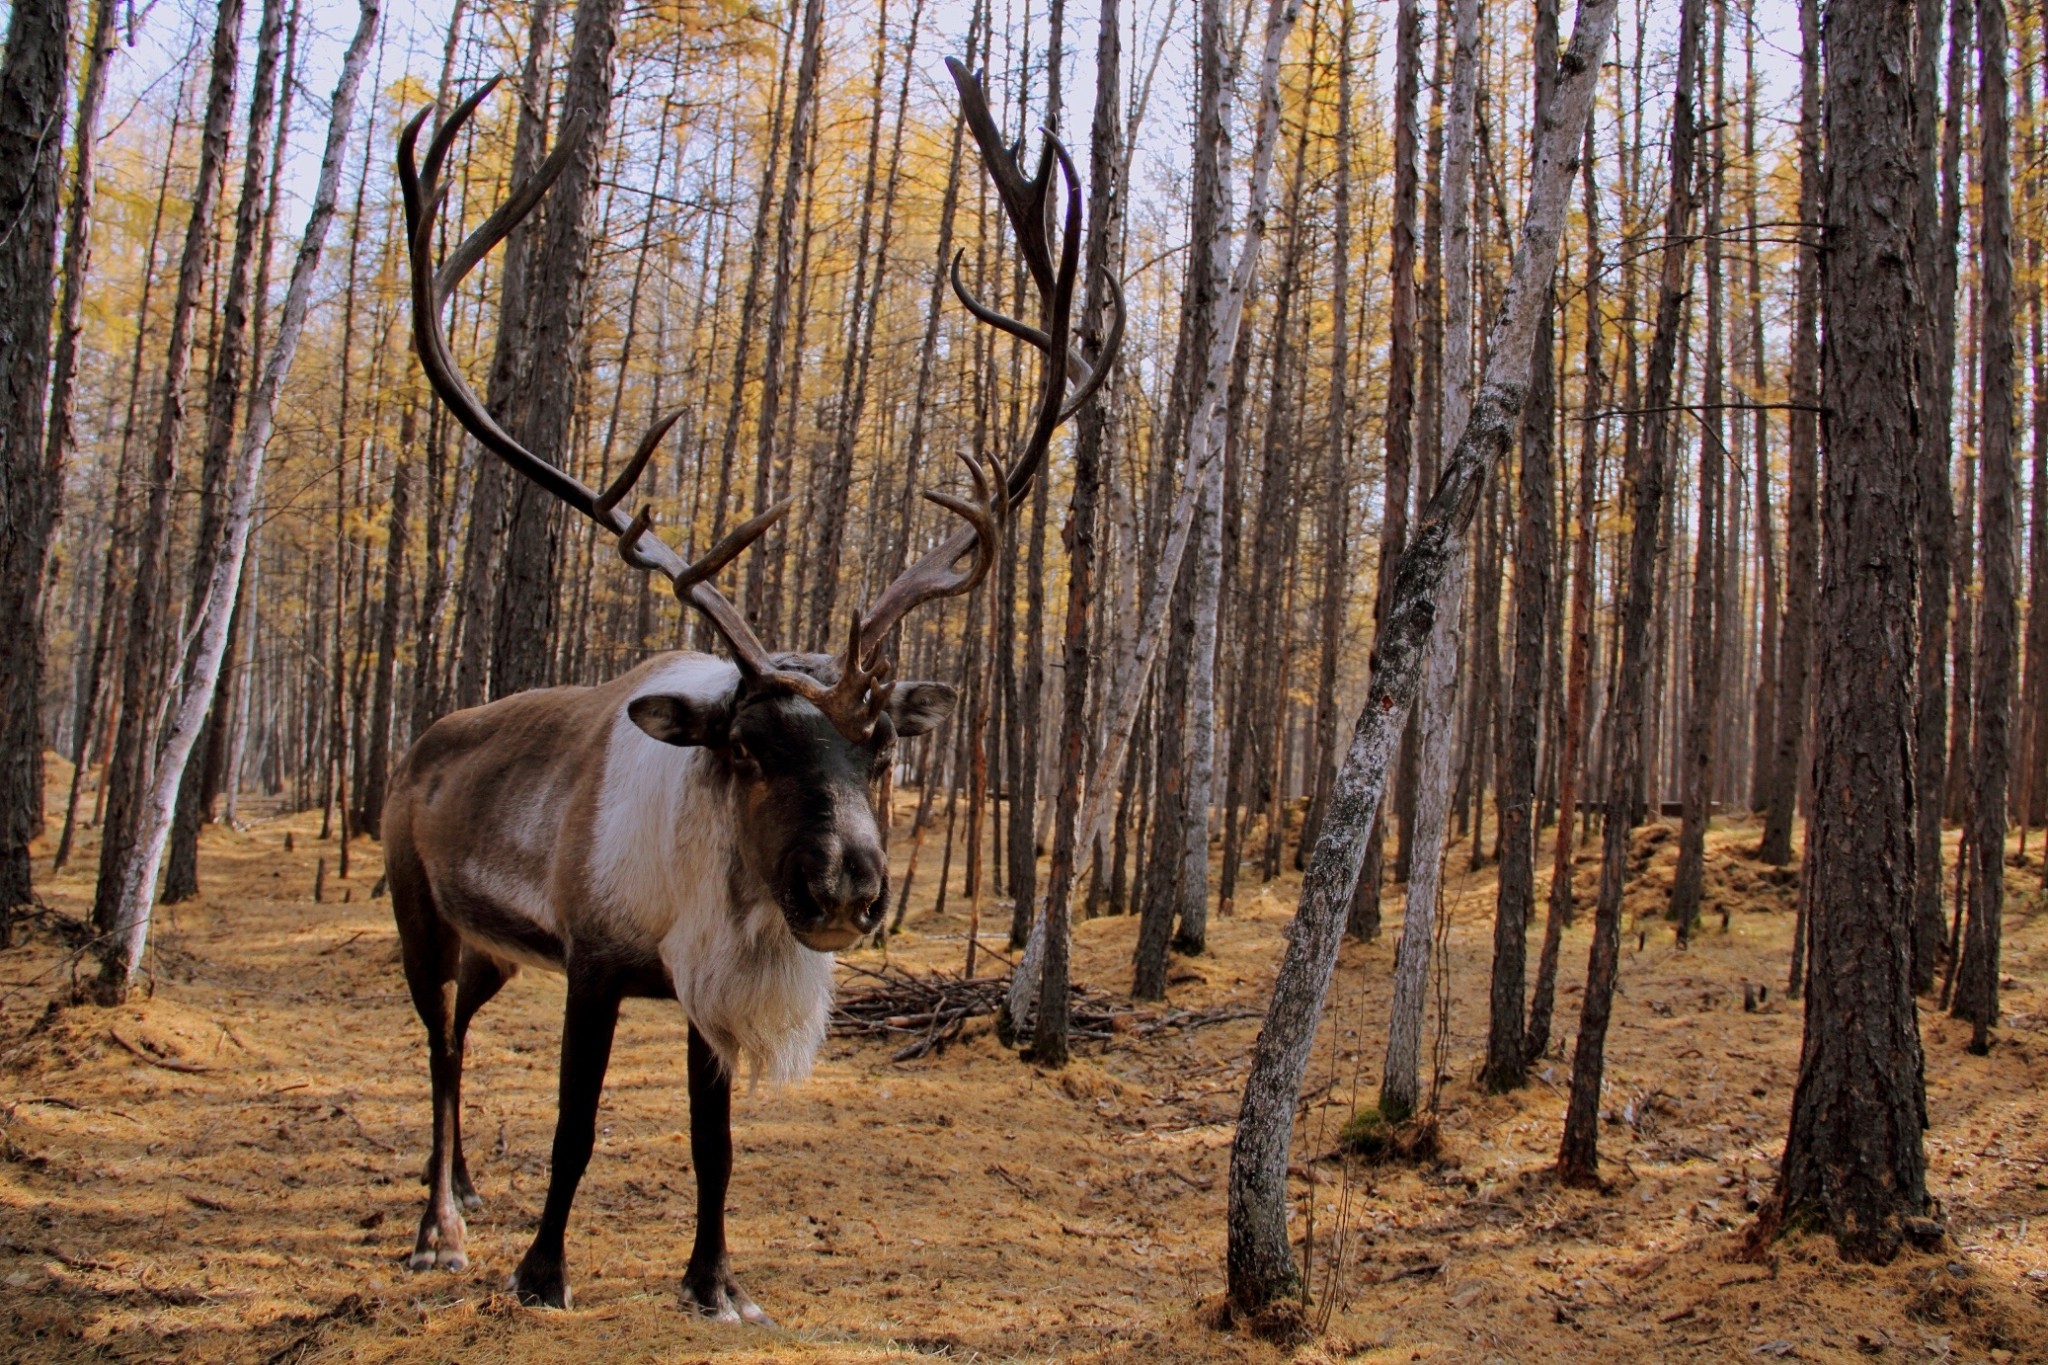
[93,0,383,1001]
[1225,0,1618,1310]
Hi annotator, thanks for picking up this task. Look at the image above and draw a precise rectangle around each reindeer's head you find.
[626,658,955,951]
[398,59,1121,953]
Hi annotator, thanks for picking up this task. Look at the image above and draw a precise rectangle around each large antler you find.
[399,83,894,732]
[399,63,1120,743]
[857,59,1126,652]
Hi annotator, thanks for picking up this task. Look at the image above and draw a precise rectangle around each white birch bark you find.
[98,0,382,995]
[1007,0,1302,1029]
[1225,0,1617,1307]
[1379,0,1480,1121]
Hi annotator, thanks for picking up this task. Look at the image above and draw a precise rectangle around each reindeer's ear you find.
[886,682,958,738]
[627,694,733,748]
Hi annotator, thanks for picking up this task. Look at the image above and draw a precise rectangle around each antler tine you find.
[1060,270,1127,423]
[945,58,1058,296]
[401,82,789,684]
[594,408,685,518]
[856,59,1116,657]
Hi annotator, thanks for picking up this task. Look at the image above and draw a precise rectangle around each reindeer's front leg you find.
[510,961,623,1309]
[679,1023,772,1324]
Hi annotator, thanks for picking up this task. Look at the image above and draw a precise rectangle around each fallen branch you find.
[108,1028,210,1073]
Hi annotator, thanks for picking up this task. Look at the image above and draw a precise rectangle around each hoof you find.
[407,1245,469,1272]
[680,1259,773,1326]
[409,1206,469,1273]
[511,1256,572,1309]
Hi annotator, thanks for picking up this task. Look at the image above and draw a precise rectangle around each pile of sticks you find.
[831,962,1261,1062]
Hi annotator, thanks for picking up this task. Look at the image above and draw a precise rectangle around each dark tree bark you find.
[492,0,621,698]
[1557,0,1701,1187]
[1952,0,2015,1055]
[0,0,74,930]
[452,0,555,709]
[1672,27,1726,944]
[1760,0,1824,867]
[1911,0,1970,982]
[358,454,410,835]
[1483,0,1558,1092]
[1527,116,1604,1070]
[1764,0,1932,1264]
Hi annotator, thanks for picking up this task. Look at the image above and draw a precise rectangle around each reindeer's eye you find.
[731,740,754,766]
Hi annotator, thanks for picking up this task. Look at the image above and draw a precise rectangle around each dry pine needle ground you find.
[3,763,2046,1363]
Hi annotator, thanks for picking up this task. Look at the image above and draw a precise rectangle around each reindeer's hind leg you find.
[446,947,516,1211]
[392,869,472,1272]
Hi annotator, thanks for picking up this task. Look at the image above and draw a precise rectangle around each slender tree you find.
[1227,0,1617,1308]
[1558,0,1703,1186]
[1953,0,2015,1054]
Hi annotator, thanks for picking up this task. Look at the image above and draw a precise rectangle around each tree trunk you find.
[164,0,288,903]
[1557,0,1701,1187]
[92,0,245,940]
[1030,0,1120,1068]
[1527,116,1605,1070]
[492,0,621,698]
[1952,0,2014,1055]
[452,0,555,710]
[93,0,381,1000]
[1760,0,1823,867]
[1304,0,1359,883]
[1672,29,1726,944]
[1483,0,1558,1092]
[1225,0,1615,1308]
[1380,0,1480,1125]
[1764,0,1931,1260]
[0,0,75,929]
[1911,0,1971,981]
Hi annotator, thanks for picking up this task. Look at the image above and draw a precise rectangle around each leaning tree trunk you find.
[0,0,75,931]
[1556,0,1702,1188]
[164,0,288,904]
[1380,0,1480,1125]
[1952,0,2015,1056]
[1764,0,1932,1261]
[92,0,245,942]
[94,0,382,1001]
[1225,0,1616,1311]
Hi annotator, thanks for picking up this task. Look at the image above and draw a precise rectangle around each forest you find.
[2,0,2046,1356]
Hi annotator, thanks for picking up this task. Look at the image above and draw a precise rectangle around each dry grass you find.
[4,761,2046,1363]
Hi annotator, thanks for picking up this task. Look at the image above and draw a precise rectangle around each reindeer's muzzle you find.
[782,839,887,952]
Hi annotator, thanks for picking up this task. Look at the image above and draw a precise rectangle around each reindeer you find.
[384,61,1120,1319]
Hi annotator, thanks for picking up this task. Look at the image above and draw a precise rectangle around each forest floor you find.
[4,763,2048,1364]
